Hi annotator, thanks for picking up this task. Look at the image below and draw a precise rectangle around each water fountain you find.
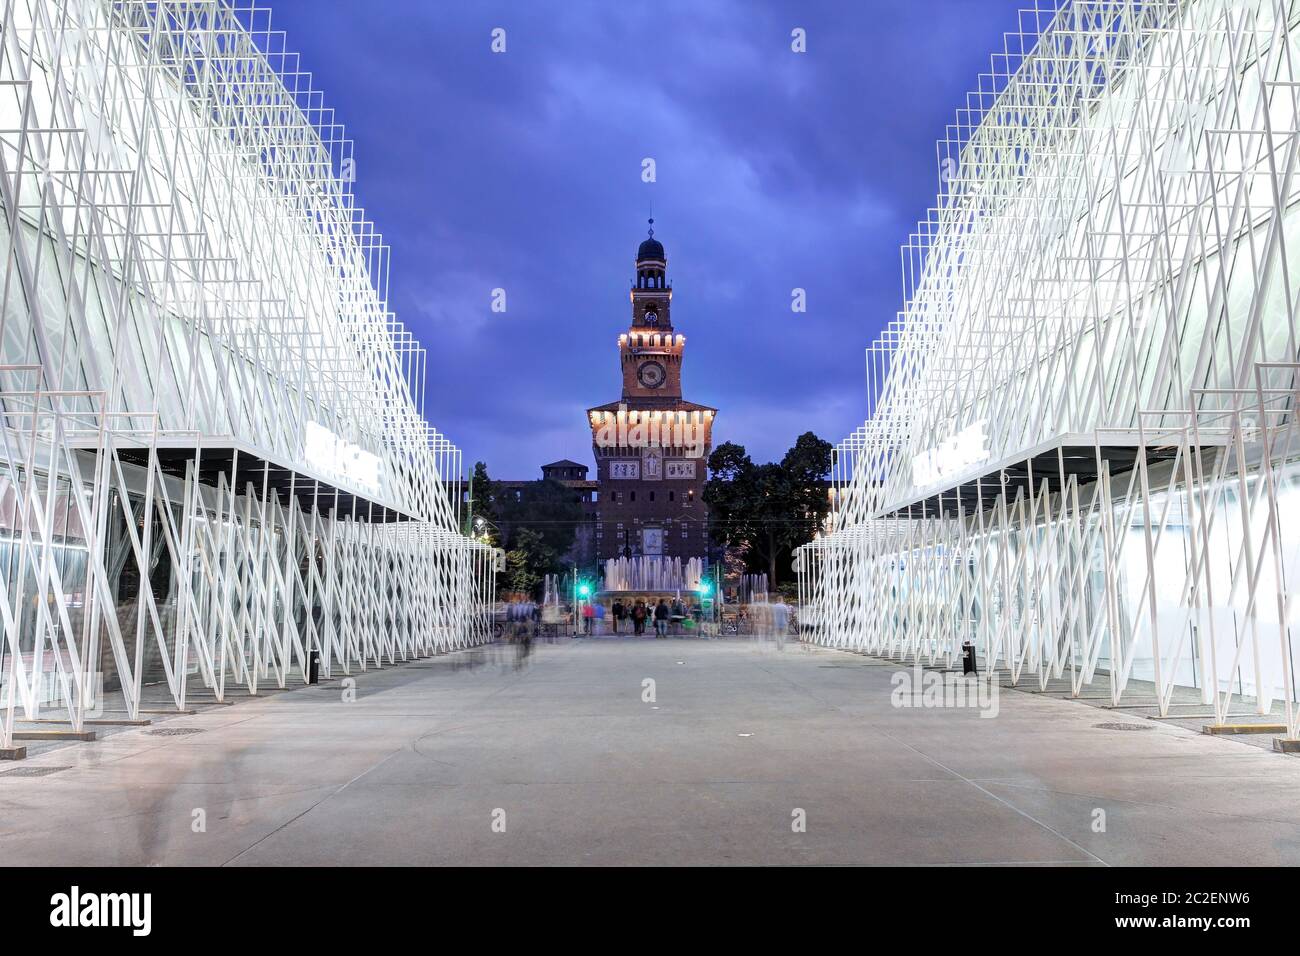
[738,573,769,603]
[599,556,706,594]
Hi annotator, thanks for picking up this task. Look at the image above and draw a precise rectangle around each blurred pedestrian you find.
[654,598,669,638]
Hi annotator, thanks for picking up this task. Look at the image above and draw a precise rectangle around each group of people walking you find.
[610,597,687,637]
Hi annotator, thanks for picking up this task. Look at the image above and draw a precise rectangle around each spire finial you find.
[648,201,654,237]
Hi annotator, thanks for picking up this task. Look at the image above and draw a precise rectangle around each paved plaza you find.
[3,637,1300,866]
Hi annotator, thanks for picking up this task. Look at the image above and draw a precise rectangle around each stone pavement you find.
[3,637,1299,866]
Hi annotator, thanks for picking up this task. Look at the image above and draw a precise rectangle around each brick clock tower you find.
[588,223,716,563]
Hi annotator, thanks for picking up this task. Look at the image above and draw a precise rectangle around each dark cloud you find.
[261,0,1030,476]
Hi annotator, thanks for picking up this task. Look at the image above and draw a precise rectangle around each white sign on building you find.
[304,421,383,496]
[912,420,990,489]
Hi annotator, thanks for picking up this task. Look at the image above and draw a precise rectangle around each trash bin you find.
[961,641,976,676]
[309,649,320,684]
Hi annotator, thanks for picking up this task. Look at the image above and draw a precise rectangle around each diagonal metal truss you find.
[0,0,500,753]
[798,0,1300,740]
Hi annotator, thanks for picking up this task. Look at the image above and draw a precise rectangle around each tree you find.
[711,455,788,585]
[494,478,583,559]
[703,431,832,586]
[468,461,497,542]
[503,527,551,597]
[721,541,751,580]
[781,430,835,541]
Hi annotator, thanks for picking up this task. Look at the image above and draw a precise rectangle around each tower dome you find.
[637,218,665,262]
[637,234,665,262]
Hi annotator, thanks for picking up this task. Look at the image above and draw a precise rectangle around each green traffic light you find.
[699,581,712,595]
[578,583,591,597]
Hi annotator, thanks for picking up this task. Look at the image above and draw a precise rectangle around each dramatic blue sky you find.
[263,0,1034,478]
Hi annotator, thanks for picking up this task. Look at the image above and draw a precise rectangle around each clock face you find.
[637,361,666,388]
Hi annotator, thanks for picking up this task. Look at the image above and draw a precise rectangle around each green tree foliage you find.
[491,478,585,567]
[703,431,833,585]
[468,460,497,541]
[503,527,552,596]
[781,431,836,541]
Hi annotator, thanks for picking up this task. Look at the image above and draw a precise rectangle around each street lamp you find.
[472,514,499,544]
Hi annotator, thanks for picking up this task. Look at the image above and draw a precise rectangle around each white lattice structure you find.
[797,0,1300,740]
[0,0,499,755]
